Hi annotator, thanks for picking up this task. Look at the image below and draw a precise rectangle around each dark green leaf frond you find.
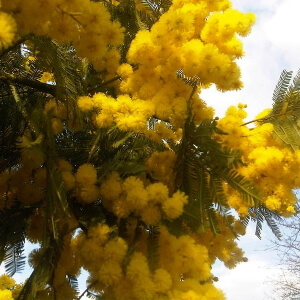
[17,242,62,300]
[173,118,249,235]
[242,206,282,239]
[219,169,262,207]
[0,206,31,276]
[209,175,230,216]
[261,69,300,151]
[272,69,293,114]
[4,243,26,277]
[68,274,79,295]
[272,116,300,150]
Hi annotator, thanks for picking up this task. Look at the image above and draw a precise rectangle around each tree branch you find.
[240,112,292,127]
[0,75,56,96]
[88,75,121,93]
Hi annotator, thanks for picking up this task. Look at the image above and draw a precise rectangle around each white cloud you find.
[265,0,300,68]
[233,0,281,14]
[210,222,282,300]
[213,256,281,300]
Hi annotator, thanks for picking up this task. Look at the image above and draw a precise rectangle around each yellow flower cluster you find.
[1,0,292,299]
[0,11,17,50]
[44,97,84,133]
[0,143,46,209]
[39,72,54,83]
[28,233,80,299]
[78,93,186,142]
[75,163,100,204]
[78,92,154,133]
[44,98,68,135]
[73,0,255,139]
[197,217,246,269]
[72,223,225,300]
[58,159,76,192]
[117,0,255,132]
[0,274,22,299]
[146,150,177,186]
[217,104,299,216]
[1,0,124,70]
[99,172,187,223]
[0,289,13,300]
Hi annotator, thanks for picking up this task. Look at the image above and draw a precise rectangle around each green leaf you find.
[243,206,282,239]
[219,169,262,207]
[272,69,293,112]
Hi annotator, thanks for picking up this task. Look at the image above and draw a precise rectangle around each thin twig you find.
[240,112,292,126]
[88,75,121,93]
[0,75,56,96]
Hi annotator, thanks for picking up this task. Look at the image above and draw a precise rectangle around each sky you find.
[203,0,300,122]
[1,1,300,299]
[204,0,300,299]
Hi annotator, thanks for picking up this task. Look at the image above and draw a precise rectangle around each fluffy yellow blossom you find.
[61,171,76,192]
[95,113,114,128]
[111,196,131,218]
[39,72,54,83]
[0,289,13,300]
[0,0,288,299]
[75,164,97,186]
[103,238,128,262]
[77,96,95,112]
[0,12,16,50]
[58,159,73,172]
[78,185,100,204]
[140,204,162,225]
[147,182,169,203]
[126,252,151,281]
[0,274,15,290]
[88,223,110,245]
[132,277,156,300]
[122,176,144,193]
[117,63,133,79]
[126,187,148,211]
[162,190,188,219]
[51,118,64,135]
[146,151,177,185]
[44,99,67,119]
[98,261,122,285]
[99,172,122,201]
[153,268,172,293]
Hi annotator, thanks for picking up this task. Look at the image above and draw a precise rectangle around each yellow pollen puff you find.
[0,11,17,50]
[75,164,97,186]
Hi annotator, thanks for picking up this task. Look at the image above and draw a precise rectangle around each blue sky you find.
[204,1,300,299]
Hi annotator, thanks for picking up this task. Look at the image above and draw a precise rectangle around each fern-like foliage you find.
[272,69,293,111]
[17,240,63,300]
[173,117,262,235]
[0,205,32,276]
[68,274,80,296]
[86,126,166,178]
[261,69,300,151]
[242,206,282,239]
